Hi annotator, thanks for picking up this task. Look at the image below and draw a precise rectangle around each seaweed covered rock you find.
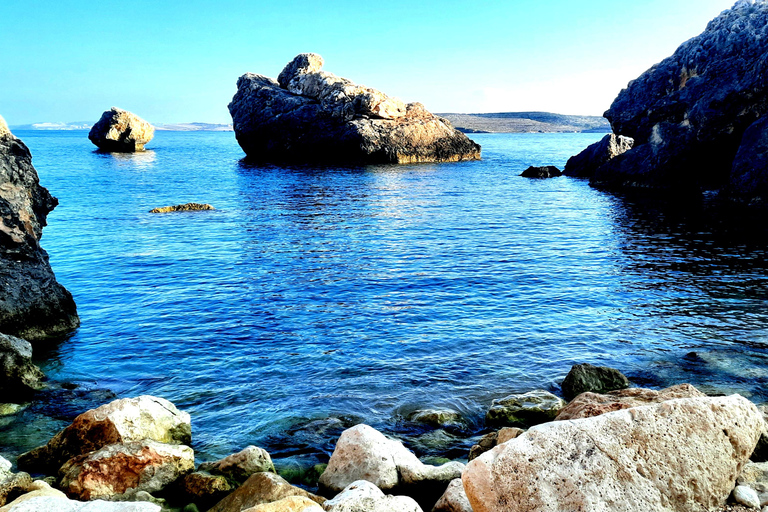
[228,53,481,164]
[88,108,154,152]
[0,123,79,341]
[583,1,768,199]
[485,390,565,428]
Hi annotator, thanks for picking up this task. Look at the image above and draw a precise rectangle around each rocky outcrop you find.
[432,479,473,512]
[0,334,44,397]
[198,445,274,485]
[563,134,633,178]
[18,395,191,474]
[463,395,762,512]
[322,480,423,512]
[59,440,194,501]
[0,126,79,341]
[485,390,565,428]
[580,1,768,199]
[520,166,562,179]
[560,363,630,401]
[149,203,214,214]
[554,383,705,421]
[209,472,325,512]
[88,108,154,152]
[228,53,481,164]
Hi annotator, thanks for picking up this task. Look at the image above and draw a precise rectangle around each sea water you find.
[2,130,768,473]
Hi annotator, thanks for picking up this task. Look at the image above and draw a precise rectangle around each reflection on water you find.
[1,131,768,474]
[95,149,157,169]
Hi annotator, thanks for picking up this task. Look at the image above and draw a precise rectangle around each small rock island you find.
[228,53,481,164]
[88,107,155,152]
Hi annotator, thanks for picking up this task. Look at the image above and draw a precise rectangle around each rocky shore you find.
[1,363,767,512]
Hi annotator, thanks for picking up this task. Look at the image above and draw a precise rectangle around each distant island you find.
[9,122,233,132]
[437,112,611,134]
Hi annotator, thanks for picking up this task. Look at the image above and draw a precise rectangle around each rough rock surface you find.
[407,409,462,428]
[322,480,422,512]
[229,54,481,164]
[560,363,631,401]
[587,1,768,198]
[468,428,524,462]
[1,495,161,511]
[0,334,44,397]
[244,496,323,512]
[209,472,325,512]
[520,166,562,179]
[88,108,154,152]
[59,440,194,501]
[563,134,633,178]
[432,478,473,512]
[730,115,768,201]
[149,203,214,214]
[177,471,231,510]
[485,390,566,428]
[18,395,191,474]
[555,383,705,421]
[464,395,762,512]
[733,485,761,509]
[199,445,274,485]
[0,471,32,507]
[0,480,66,512]
[0,128,79,340]
[0,117,9,139]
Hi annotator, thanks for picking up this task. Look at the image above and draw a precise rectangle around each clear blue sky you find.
[0,0,737,125]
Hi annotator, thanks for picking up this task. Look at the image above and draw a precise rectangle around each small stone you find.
[149,203,215,214]
[520,165,562,178]
[178,472,231,510]
[734,485,761,509]
[485,390,565,428]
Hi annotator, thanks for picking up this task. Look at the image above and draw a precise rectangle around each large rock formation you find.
[228,53,481,164]
[88,108,154,152]
[0,122,79,340]
[569,1,768,201]
[463,395,762,512]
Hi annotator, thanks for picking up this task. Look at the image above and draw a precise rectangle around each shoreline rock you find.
[0,334,44,397]
[560,363,630,401]
[228,53,481,164]
[88,108,154,153]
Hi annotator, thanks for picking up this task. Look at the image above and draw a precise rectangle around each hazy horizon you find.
[1,0,737,125]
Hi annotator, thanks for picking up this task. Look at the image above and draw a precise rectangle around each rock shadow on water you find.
[93,148,157,169]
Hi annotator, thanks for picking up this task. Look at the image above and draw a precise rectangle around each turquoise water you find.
[3,130,768,473]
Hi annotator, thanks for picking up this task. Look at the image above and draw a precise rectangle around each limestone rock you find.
[0,471,32,507]
[485,390,565,428]
[228,54,481,164]
[18,395,191,474]
[177,472,231,510]
[0,130,79,340]
[468,428,524,462]
[520,166,562,179]
[149,203,214,214]
[199,445,274,485]
[88,108,154,152]
[407,409,462,428]
[209,472,325,512]
[563,134,633,178]
[560,363,630,402]
[0,480,66,512]
[555,383,705,421]
[463,395,762,512]
[0,334,44,397]
[59,440,194,501]
[751,405,768,463]
[432,479,472,512]
[0,495,161,511]
[730,115,768,201]
[244,496,323,512]
[0,117,10,139]
[733,485,761,509]
[322,480,422,512]
[589,1,768,199]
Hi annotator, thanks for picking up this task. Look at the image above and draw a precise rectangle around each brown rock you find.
[0,472,32,507]
[88,107,154,152]
[243,496,323,512]
[178,471,232,509]
[149,203,214,213]
[432,478,472,512]
[198,445,274,485]
[554,383,705,421]
[468,428,524,462]
[209,472,324,512]
[0,480,67,512]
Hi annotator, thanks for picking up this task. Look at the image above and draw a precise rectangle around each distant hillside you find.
[10,122,91,130]
[437,112,611,134]
[10,122,233,132]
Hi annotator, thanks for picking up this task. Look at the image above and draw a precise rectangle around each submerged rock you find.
[520,166,562,178]
[88,108,154,152]
[463,395,763,512]
[0,126,79,341]
[485,390,565,428]
[0,333,44,397]
[563,134,633,178]
[18,395,191,474]
[149,203,214,214]
[407,409,463,428]
[228,53,481,164]
[560,363,630,401]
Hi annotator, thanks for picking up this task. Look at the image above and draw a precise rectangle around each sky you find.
[0,0,738,125]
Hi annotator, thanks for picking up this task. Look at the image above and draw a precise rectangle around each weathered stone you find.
[496,427,524,445]
[0,334,43,398]
[464,395,762,512]
[731,115,768,201]
[0,472,32,507]
[407,409,462,428]
[0,117,9,139]
[560,363,631,402]
[19,395,191,474]
[322,480,422,512]
[0,130,79,341]
[752,405,768,463]
[589,1,768,199]
[1,495,161,511]
[520,166,562,179]
[0,480,66,512]
[229,54,481,164]
[0,404,25,416]
[734,485,761,509]
[738,461,768,492]
[88,108,154,152]
[468,428,524,462]
[399,461,464,488]
[209,472,324,512]
[432,478,472,512]
[0,457,10,476]
[59,440,194,501]
[555,383,705,421]
[244,496,323,512]
[485,390,565,428]
[199,445,274,485]
[563,134,633,178]
[149,203,214,214]
[178,472,231,510]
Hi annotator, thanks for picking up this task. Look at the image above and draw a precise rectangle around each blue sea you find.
[3,130,768,476]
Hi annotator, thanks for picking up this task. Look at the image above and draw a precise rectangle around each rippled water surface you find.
[4,130,768,472]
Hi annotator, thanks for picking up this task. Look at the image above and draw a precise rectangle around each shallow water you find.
[3,130,768,473]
